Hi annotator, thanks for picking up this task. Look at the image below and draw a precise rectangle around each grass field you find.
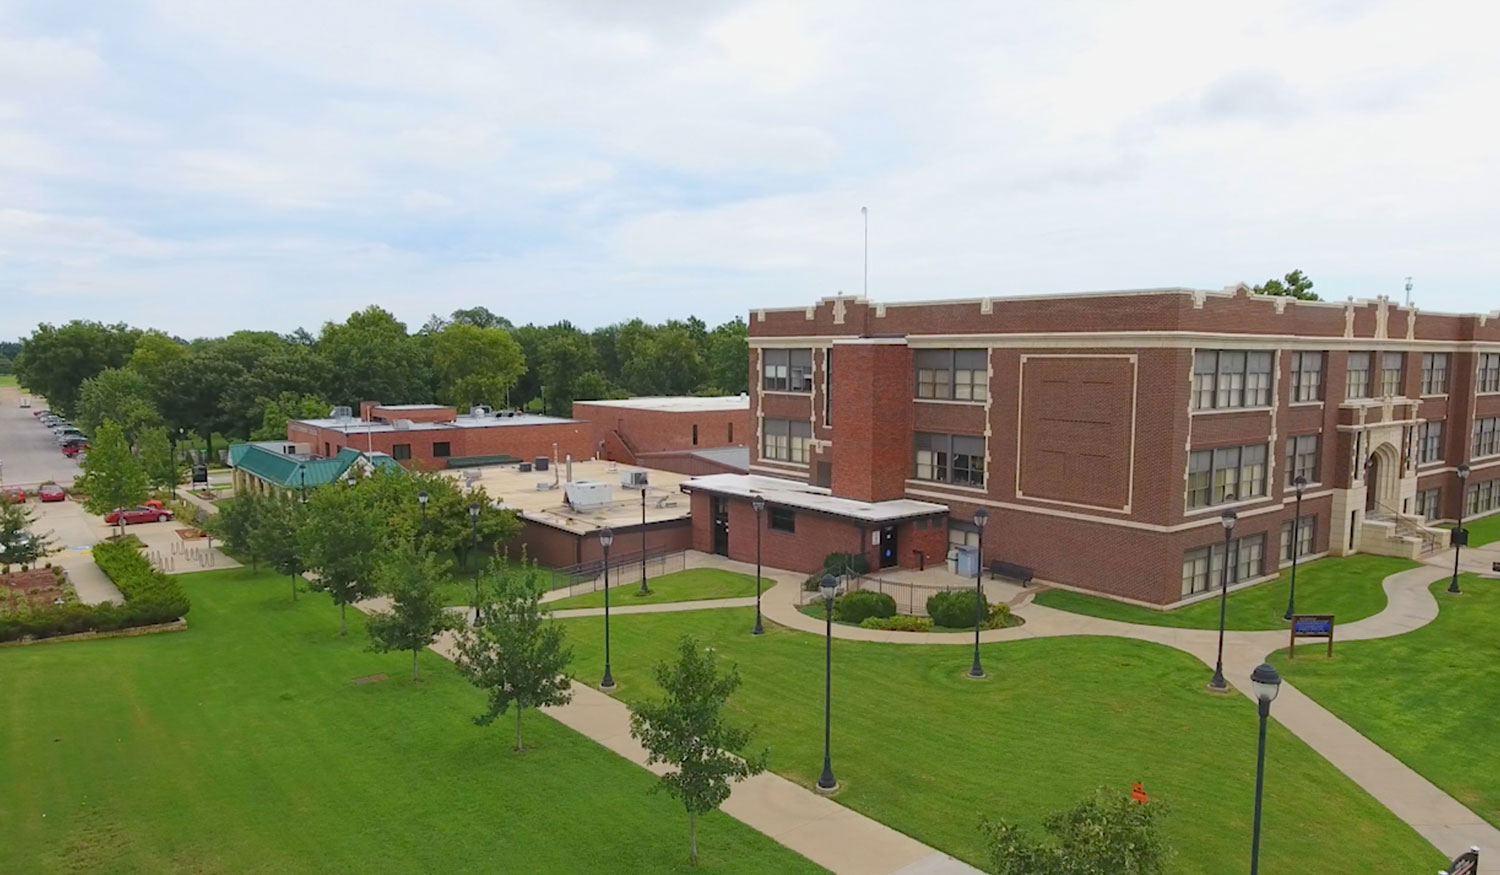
[0,374,17,387]
[0,568,820,874]
[1452,513,1500,548]
[547,568,761,610]
[1031,555,1418,630]
[558,608,1442,874]
[1279,574,1499,828]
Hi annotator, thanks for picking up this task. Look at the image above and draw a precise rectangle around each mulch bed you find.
[174,528,209,541]
[1,568,70,612]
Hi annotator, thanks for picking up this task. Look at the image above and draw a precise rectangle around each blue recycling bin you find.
[955,545,980,578]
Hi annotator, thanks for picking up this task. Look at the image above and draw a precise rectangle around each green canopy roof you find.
[227,443,402,489]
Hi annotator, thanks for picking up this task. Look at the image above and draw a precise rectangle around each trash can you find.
[955,545,980,578]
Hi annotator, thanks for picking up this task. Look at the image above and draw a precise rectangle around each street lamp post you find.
[817,573,839,793]
[600,527,616,691]
[1284,476,1306,621]
[1209,508,1237,692]
[1249,662,1283,875]
[639,487,650,596]
[751,494,766,635]
[968,508,990,679]
[417,489,428,548]
[1451,463,1470,595]
[468,502,481,625]
[298,466,307,504]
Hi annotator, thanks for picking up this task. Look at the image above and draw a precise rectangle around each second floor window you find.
[1285,434,1319,485]
[1187,443,1268,509]
[1419,420,1444,464]
[915,349,987,402]
[1421,353,1449,395]
[1346,352,1371,399]
[1480,353,1500,393]
[1192,350,1273,410]
[913,432,985,486]
[1474,417,1500,458]
[763,348,812,392]
[1290,351,1323,402]
[1379,352,1405,397]
[762,418,811,463]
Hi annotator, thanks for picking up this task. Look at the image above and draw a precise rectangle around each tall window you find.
[1474,417,1500,458]
[1280,516,1316,562]
[1469,479,1500,516]
[1421,353,1449,395]
[762,348,812,392]
[1289,352,1323,402]
[913,432,985,486]
[1480,353,1500,393]
[762,418,811,463]
[823,348,833,426]
[1415,488,1441,521]
[1181,533,1267,596]
[915,349,987,401]
[1345,352,1371,399]
[1285,434,1319,485]
[691,424,698,446]
[1419,420,1444,464]
[1379,352,1405,397]
[1192,350,1272,410]
[1187,443,1267,509]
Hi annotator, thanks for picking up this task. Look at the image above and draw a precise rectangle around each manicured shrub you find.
[859,615,933,632]
[834,590,896,623]
[0,541,190,643]
[986,602,1013,630]
[927,589,988,629]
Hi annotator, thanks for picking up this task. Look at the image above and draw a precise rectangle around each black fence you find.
[545,549,687,598]
[845,573,971,617]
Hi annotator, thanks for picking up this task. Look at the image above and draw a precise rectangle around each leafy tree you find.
[453,566,573,751]
[250,392,329,441]
[348,468,518,573]
[367,544,457,681]
[629,635,767,864]
[298,481,386,635]
[623,323,705,395]
[76,368,162,446]
[254,493,307,601]
[0,352,11,375]
[126,330,190,391]
[154,348,246,462]
[138,426,185,494]
[14,320,142,416]
[76,421,150,527]
[980,787,1170,875]
[704,317,749,395]
[450,306,512,330]
[571,370,613,403]
[431,323,526,409]
[315,306,430,408]
[1252,269,1319,301]
[0,500,56,570]
[205,495,264,570]
[537,327,599,415]
[225,345,324,439]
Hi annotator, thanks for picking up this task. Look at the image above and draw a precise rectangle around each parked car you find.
[55,429,86,445]
[143,498,167,510]
[2,487,25,504]
[38,484,66,502]
[104,506,174,525]
[19,395,30,408]
[33,408,50,417]
[61,440,89,457]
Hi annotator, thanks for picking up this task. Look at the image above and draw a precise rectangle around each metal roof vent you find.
[392,419,413,431]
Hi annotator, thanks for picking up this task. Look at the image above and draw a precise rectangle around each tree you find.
[431,323,526,409]
[138,426,185,494]
[298,482,385,635]
[76,421,150,527]
[205,495,264,570]
[980,787,1170,875]
[450,306,513,330]
[453,566,573,751]
[250,392,329,441]
[13,320,142,416]
[126,330,190,391]
[0,501,56,570]
[537,327,599,416]
[367,544,457,681]
[1252,269,1319,302]
[315,306,430,408]
[571,370,613,403]
[704,318,749,395]
[629,636,767,863]
[254,493,307,601]
[154,348,246,462]
[75,368,163,446]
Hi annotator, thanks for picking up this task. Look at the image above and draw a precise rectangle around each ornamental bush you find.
[927,589,988,629]
[0,540,190,642]
[833,590,896,624]
[859,615,932,632]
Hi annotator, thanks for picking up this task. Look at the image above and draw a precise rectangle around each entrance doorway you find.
[878,525,898,568]
[712,497,730,556]
[1365,454,1380,512]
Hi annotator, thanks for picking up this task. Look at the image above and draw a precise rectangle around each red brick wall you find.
[572,402,750,459]
[287,420,595,470]
[517,518,692,568]
[830,343,911,501]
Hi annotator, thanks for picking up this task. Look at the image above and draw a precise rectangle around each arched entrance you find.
[1365,442,1402,514]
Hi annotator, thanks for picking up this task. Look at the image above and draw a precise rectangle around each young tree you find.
[629,636,767,863]
[1251,269,1319,301]
[137,426,185,495]
[254,493,307,601]
[980,787,1170,875]
[250,392,329,441]
[367,544,457,681]
[453,567,573,751]
[0,500,57,571]
[205,495,264,569]
[77,421,150,530]
[298,482,385,635]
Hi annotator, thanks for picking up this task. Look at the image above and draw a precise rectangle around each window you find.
[823,348,833,426]
[1289,352,1323,402]
[1280,516,1316,561]
[432,441,451,458]
[769,507,795,532]
[1480,353,1500,393]
[915,349,987,402]
[1421,353,1449,395]
[692,424,698,446]
[1415,488,1441,521]
[1469,479,1500,516]
[1475,417,1500,458]
[762,418,811,463]
[762,348,812,392]
[1379,352,1405,397]
[727,422,733,443]
[913,432,985,486]
[1345,352,1371,399]
[392,443,411,461]
[1418,421,1443,464]
[1181,533,1267,596]
[1187,443,1268,509]
[1192,350,1273,410]
[1285,434,1319,486]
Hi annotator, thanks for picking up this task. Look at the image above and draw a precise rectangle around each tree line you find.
[12,305,749,457]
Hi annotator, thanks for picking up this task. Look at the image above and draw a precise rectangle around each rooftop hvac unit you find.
[469,405,492,417]
[565,480,613,511]
[534,456,549,471]
[330,406,353,420]
[392,419,413,430]
[621,470,649,489]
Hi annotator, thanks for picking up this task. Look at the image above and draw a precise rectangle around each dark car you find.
[104,506,175,525]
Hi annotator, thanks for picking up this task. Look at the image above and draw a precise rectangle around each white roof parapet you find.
[681,473,947,523]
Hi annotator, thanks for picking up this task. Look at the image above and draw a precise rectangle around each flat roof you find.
[575,395,749,413]
[292,413,579,434]
[445,458,693,533]
[681,473,947,523]
[375,403,452,410]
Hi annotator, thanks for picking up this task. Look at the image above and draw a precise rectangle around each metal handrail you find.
[1371,500,1442,552]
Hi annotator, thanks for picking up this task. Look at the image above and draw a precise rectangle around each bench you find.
[989,561,1034,586]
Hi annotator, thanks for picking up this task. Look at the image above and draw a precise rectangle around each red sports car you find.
[61,441,88,457]
[105,505,174,525]
[38,484,66,502]
[2,488,25,504]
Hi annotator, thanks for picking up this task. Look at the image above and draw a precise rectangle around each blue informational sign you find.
[1289,614,1335,658]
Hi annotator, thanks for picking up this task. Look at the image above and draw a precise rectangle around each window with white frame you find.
[915,349,987,402]
[1181,533,1267,597]
[1192,350,1273,410]
[1415,487,1441,521]
[1421,353,1449,395]
[1187,443,1267,509]
[762,348,813,392]
[1346,352,1372,399]
[1290,352,1323,402]
[1285,434,1319,485]
[1469,479,1500,516]
[1480,353,1500,393]
[913,432,986,486]
[1379,352,1405,397]
[1280,516,1316,561]
[1474,417,1500,458]
[1419,420,1444,464]
[762,417,811,462]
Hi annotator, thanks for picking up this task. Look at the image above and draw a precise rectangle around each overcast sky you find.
[3,0,1498,340]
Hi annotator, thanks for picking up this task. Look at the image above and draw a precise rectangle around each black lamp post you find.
[751,494,766,635]
[817,573,839,793]
[968,507,990,679]
[1450,463,1470,594]
[1249,662,1282,875]
[416,489,428,548]
[468,501,481,624]
[639,487,651,596]
[600,526,616,691]
[1283,476,1306,621]
[1209,507,1237,692]
[298,465,307,504]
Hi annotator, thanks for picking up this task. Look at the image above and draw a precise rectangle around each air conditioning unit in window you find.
[621,470,649,489]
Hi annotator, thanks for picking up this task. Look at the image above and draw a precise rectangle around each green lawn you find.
[547,568,762,610]
[1279,574,1499,828]
[558,608,1442,874]
[0,569,819,874]
[1031,555,1418,630]
[1454,513,1500,547]
[0,374,18,387]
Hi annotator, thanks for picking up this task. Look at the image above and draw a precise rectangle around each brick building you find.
[683,286,1500,605]
[287,403,594,471]
[572,396,750,476]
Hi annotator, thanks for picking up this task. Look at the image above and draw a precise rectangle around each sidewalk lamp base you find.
[814,781,839,796]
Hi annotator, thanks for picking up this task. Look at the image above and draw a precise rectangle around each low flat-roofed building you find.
[573,395,750,476]
[227,441,402,497]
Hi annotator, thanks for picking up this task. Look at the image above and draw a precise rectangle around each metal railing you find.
[1372,500,1443,553]
[545,548,686,598]
[844,573,972,617]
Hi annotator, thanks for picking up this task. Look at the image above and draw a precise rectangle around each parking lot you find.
[0,385,82,490]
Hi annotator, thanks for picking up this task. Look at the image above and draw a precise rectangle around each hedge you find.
[859,615,932,632]
[0,541,191,643]
[926,589,987,629]
[834,590,897,624]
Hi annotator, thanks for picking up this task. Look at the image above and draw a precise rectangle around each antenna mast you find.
[1403,276,1413,308]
